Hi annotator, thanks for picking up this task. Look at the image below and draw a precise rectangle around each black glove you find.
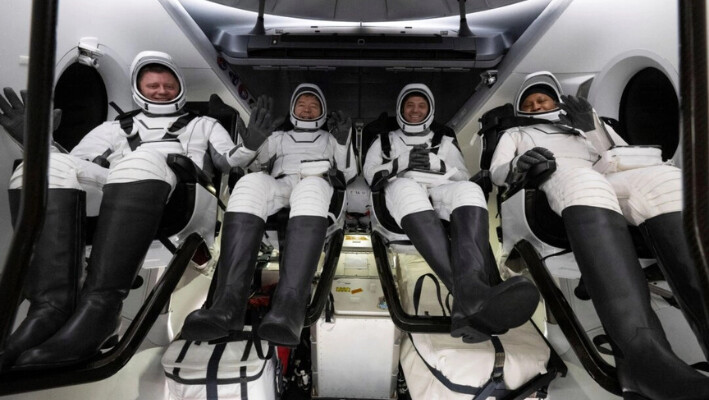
[516,147,555,173]
[0,87,62,145]
[409,144,431,170]
[327,110,352,145]
[243,95,281,151]
[558,95,595,132]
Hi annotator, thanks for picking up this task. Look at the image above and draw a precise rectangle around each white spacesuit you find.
[488,71,709,399]
[363,83,539,343]
[489,72,681,225]
[0,51,253,369]
[182,83,357,347]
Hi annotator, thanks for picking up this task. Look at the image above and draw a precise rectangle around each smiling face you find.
[520,92,557,113]
[293,93,323,120]
[402,94,430,123]
[138,70,180,102]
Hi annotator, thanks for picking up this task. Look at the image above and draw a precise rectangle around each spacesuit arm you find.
[434,137,471,181]
[206,118,257,172]
[363,135,412,189]
[69,121,118,164]
[605,123,628,146]
[489,129,522,187]
[330,134,357,182]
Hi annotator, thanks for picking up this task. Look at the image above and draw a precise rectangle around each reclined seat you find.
[359,112,566,400]
[196,114,349,342]
[102,94,244,346]
[474,102,705,395]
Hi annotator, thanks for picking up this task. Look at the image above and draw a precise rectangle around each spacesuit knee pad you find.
[226,173,275,219]
[617,165,682,224]
[447,181,487,210]
[542,167,621,215]
[10,153,93,190]
[289,176,333,218]
[385,178,433,225]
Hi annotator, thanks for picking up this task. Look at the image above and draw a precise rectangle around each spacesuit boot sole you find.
[450,278,539,342]
[257,320,301,348]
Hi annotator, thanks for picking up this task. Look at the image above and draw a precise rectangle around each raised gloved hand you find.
[327,110,352,145]
[558,95,596,132]
[0,87,62,145]
[516,147,555,173]
[243,95,280,151]
[409,144,431,170]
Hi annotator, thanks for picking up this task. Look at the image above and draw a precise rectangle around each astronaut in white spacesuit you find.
[363,84,539,343]
[489,71,709,399]
[0,51,257,368]
[181,83,357,347]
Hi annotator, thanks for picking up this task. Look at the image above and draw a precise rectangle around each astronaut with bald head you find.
[0,51,254,369]
[364,84,540,344]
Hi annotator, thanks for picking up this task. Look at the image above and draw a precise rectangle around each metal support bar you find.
[304,229,344,326]
[515,239,621,395]
[0,0,58,348]
[679,0,709,333]
[371,231,451,333]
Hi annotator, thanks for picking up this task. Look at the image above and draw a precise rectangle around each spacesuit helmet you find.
[290,83,327,130]
[515,71,563,122]
[130,51,186,115]
[396,83,434,134]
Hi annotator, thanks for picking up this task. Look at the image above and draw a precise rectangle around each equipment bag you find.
[162,334,279,400]
[400,273,551,399]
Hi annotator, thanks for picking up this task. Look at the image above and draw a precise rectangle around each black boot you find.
[402,209,538,344]
[0,189,84,370]
[563,205,709,400]
[257,216,327,347]
[15,180,171,367]
[182,212,265,341]
[449,206,539,342]
[640,212,709,360]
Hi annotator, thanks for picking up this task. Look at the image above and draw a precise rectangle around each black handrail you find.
[304,229,344,327]
[371,231,451,333]
[0,232,206,395]
[0,0,58,348]
[679,0,709,332]
[515,239,622,395]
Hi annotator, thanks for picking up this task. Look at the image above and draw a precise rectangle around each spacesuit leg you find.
[545,167,709,398]
[563,205,709,399]
[181,173,282,341]
[609,165,709,360]
[258,176,332,347]
[430,182,540,342]
[0,154,105,370]
[0,188,84,370]
[15,148,174,367]
[386,178,453,289]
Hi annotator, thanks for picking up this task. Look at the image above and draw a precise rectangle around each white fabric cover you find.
[162,339,277,400]
[396,255,550,399]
